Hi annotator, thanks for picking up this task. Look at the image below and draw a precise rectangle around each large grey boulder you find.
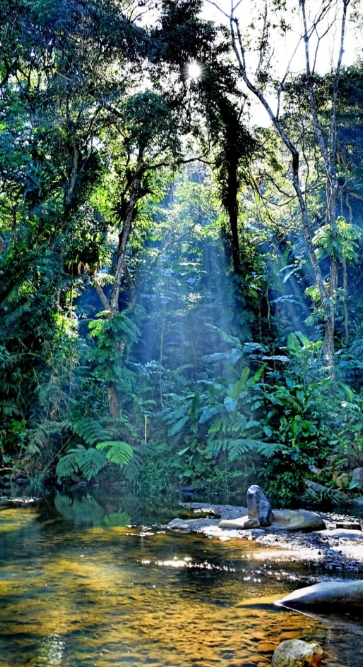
[271,640,323,667]
[271,509,325,532]
[246,485,273,526]
[352,467,363,490]
[278,580,363,608]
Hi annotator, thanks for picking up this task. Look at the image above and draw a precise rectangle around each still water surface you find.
[0,491,362,667]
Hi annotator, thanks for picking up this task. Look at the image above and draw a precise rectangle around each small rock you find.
[167,518,192,532]
[352,496,363,506]
[219,516,260,529]
[315,528,363,540]
[352,467,363,490]
[271,639,323,667]
[335,521,361,530]
[246,485,273,527]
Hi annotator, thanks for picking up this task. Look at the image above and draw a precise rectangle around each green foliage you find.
[312,217,361,263]
[56,441,133,481]
[300,485,343,509]
[1,0,363,506]
[56,445,107,482]
[161,329,281,489]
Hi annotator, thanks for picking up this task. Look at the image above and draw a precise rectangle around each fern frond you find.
[96,441,133,467]
[120,453,142,484]
[76,446,107,480]
[70,417,111,445]
[28,420,66,450]
[56,450,80,479]
[0,352,27,370]
[227,438,279,460]
[0,400,20,416]
[205,439,227,458]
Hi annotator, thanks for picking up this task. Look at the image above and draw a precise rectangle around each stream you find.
[0,490,362,667]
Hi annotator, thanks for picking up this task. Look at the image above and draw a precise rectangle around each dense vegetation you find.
[1,0,363,504]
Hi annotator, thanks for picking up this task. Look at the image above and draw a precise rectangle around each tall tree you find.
[208,0,356,368]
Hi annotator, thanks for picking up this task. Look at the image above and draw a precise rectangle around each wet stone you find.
[246,485,273,527]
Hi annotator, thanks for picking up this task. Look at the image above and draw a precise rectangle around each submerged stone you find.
[271,639,323,667]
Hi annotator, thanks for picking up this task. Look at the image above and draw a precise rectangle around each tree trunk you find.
[343,256,349,344]
[105,162,143,418]
[107,382,119,419]
[110,167,142,315]
[324,255,337,368]
[227,169,240,273]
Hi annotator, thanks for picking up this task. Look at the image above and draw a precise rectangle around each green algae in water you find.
[0,494,362,667]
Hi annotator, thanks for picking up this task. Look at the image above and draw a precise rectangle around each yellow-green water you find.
[0,493,362,667]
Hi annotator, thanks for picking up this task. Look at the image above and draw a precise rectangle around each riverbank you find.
[166,503,363,573]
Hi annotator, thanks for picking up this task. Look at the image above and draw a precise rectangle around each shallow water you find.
[0,492,362,667]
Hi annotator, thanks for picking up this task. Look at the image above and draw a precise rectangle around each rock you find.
[304,479,327,493]
[314,528,363,539]
[308,465,322,475]
[304,478,349,501]
[336,521,362,530]
[352,467,363,490]
[334,472,350,488]
[352,496,363,506]
[271,509,325,532]
[167,518,193,532]
[271,640,323,667]
[277,580,363,608]
[219,516,260,529]
[246,485,273,527]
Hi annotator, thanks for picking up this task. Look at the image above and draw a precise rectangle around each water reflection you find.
[0,491,362,667]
